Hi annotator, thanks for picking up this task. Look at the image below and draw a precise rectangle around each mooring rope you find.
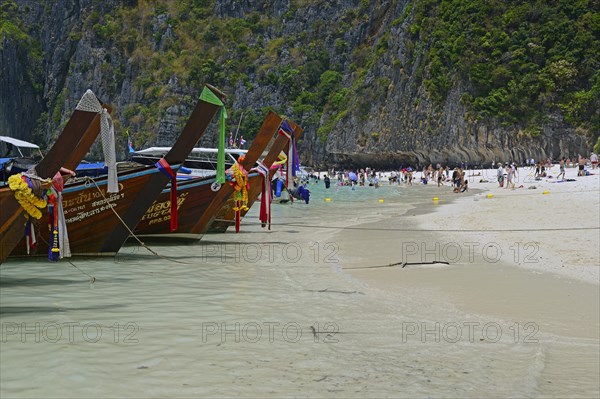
[84,177,191,265]
[212,218,599,233]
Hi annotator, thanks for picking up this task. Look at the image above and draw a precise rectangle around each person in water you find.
[324,175,331,189]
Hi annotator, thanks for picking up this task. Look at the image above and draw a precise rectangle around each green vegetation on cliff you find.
[2,0,598,151]
[87,0,598,142]
[412,0,599,134]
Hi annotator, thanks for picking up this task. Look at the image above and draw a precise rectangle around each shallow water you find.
[1,181,598,398]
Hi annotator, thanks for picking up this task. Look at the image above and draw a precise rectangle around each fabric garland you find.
[50,171,71,259]
[252,161,272,230]
[24,220,36,255]
[277,120,299,190]
[156,158,179,232]
[7,174,47,219]
[46,188,60,261]
[199,86,227,184]
[75,89,118,193]
[226,158,249,233]
[271,153,288,168]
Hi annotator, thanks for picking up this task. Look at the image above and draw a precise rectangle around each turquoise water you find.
[1,180,598,398]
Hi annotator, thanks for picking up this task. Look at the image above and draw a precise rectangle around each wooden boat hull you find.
[10,167,162,257]
[133,175,216,241]
[10,85,226,258]
[207,121,303,233]
[132,111,282,239]
[187,113,285,236]
[1,93,108,263]
[99,87,224,254]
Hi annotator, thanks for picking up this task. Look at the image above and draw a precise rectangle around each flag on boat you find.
[127,133,135,153]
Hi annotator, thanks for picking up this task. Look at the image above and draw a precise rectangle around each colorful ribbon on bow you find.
[253,161,272,230]
[156,158,178,232]
[277,121,299,191]
[199,86,227,184]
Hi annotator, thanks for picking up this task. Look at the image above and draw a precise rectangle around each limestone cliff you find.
[0,0,596,167]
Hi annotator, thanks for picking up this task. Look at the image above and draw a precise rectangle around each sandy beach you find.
[341,165,599,396]
[1,165,598,398]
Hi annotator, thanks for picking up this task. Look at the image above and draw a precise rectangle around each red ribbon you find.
[156,158,178,232]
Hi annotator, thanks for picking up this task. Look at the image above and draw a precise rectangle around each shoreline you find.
[1,166,598,398]
[340,166,599,342]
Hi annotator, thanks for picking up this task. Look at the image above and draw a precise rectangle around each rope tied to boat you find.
[76,89,118,193]
[83,176,191,265]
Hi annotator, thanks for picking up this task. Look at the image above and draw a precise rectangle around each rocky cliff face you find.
[0,0,592,167]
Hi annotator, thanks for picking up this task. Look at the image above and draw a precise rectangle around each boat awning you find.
[0,136,40,149]
[76,162,106,170]
[134,147,248,156]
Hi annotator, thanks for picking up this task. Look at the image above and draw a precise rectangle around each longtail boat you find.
[132,147,247,175]
[0,90,109,264]
[10,85,226,258]
[208,121,303,233]
[132,111,282,240]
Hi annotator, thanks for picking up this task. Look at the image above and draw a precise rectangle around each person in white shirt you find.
[497,165,505,187]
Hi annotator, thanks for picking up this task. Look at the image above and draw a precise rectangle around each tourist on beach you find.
[437,166,444,187]
[452,168,459,189]
[591,152,598,169]
[497,164,504,187]
[505,163,515,189]
[511,162,518,182]
[557,158,566,180]
[578,155,586,176]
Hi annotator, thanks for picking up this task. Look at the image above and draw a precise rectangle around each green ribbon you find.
[200,86,227,184]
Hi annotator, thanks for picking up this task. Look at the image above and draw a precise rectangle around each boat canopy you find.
[134,147,248,156]
[0,135,43,158]
[0,136,40,149]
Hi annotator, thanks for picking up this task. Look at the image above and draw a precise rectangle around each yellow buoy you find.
[487,193,493,198]
[543,190,550,195]
[325,198,331,202]
[433,197,439,202]
[378,199,384,203]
